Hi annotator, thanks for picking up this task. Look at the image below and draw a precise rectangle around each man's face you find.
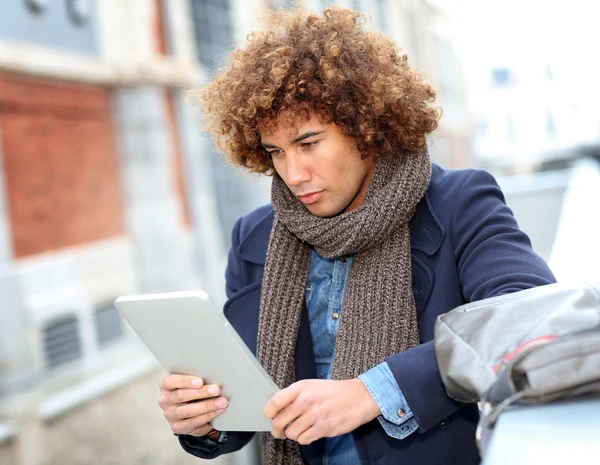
[260,114,376,218]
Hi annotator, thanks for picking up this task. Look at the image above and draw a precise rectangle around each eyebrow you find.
[261,130,326,149]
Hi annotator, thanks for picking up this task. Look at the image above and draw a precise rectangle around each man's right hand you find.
[158,374,228,437]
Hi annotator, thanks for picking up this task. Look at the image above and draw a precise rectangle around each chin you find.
[305,202,343,218]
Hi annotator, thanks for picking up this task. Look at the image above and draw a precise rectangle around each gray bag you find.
[434,281,600,403]
[434,282,600,453]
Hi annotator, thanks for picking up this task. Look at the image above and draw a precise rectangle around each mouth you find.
[296,190,324,205]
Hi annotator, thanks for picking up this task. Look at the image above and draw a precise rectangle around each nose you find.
[284,152,311,187]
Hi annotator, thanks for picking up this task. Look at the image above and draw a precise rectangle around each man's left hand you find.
[264,378,381,445]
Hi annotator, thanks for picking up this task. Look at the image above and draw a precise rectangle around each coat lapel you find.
[223,275,317,381]
[225,208,317,382]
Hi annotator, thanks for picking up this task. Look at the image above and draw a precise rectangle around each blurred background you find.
[0,1,598,464]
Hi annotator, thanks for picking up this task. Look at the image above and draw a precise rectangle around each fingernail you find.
[215,398,227,408]
[207,386,219,395]
[191,379,203,387]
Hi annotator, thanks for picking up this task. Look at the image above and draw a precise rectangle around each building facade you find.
[446,0,600,174]
[0,1,233,464]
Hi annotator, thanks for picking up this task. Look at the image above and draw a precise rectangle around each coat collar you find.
[237,191,445,265]
[236,208,274,265]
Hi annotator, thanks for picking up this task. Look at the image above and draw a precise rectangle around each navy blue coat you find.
[181,165,556,464]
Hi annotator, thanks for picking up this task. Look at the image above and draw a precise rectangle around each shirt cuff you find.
[359,361,419,440]
[179,430,228,454]
[179,435,223,454]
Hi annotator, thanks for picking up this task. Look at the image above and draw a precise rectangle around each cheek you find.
[332,159,364,190]
[272,159,289,184]
[312,154,350,187]
[272,158,283,174]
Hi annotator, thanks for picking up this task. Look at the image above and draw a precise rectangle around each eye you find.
[301,141,318,150]
[268,149,284,158]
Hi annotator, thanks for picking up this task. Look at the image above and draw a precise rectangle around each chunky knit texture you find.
[257,149,431,464]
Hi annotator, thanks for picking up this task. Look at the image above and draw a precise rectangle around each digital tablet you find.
[114,290,279,431]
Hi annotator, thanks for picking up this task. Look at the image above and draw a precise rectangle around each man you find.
[157,7,555,465]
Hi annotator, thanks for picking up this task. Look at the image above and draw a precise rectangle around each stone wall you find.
[0,442,16,465]
[1,369,230,465]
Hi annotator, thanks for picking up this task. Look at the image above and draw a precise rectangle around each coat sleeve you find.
[386,169,557,433]
[179,217,256,459]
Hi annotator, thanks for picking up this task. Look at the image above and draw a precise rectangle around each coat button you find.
[397,409,406,418]
[332,312,340,319]
[438,419,449,429]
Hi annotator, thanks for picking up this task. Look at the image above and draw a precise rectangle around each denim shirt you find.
[305,249,418,465]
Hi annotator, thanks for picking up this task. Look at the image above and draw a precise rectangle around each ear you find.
[360,145,378,161]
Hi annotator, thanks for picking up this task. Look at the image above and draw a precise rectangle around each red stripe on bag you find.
[493,335,558,373]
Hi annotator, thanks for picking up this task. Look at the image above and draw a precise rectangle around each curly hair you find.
[189,6,440,174]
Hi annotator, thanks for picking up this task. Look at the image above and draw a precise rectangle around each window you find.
[190,0,234,72]
[546,111,556,141]
[506,114,517,144]
[66,0,91,26]
[189,0,258,243]
[43,315,82,369]
[94,303,124,347]
[477,120,489,139]
[24,0,48,14]
[372,0,388,33]
[491,67,512,88]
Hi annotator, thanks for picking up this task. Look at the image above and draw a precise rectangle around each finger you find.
[271,401,306,440]
[160,384,221,408]
[264,383,302,419]
[296,424,321,446]
[160,374,204,391]
[170,397,228,421]
[189,424,214,437]
[284,412,316,442]
[171,408,227,435]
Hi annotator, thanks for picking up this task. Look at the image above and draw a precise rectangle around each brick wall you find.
[0,73,126,258]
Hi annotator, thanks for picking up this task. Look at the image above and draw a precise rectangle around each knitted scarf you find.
[257,149,431,464]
